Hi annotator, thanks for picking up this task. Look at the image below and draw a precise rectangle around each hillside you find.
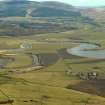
[0,0,81,17]
[0,0,99,36]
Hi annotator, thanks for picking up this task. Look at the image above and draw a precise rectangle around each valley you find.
[0,24,105,105]
[0,0,105,105]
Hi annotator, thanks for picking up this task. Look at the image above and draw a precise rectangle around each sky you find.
[35,0,105,7]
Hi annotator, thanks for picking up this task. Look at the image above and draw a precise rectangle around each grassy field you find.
[0,17,105,105]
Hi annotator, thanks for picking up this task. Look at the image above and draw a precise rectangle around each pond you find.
[67,43,105,59]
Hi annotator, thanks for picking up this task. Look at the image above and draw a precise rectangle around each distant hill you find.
[0,0,81,17]
[0,0,99,36]
[31,7,81,17]
[40,1,75,10]
[80,7,105,20]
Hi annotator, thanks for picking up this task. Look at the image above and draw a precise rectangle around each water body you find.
[67,43,105,59]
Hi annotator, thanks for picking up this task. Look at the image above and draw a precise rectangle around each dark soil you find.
[66,79,105,97]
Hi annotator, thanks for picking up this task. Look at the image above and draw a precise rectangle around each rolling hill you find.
[0,0,98,36]
[0,0,81,17]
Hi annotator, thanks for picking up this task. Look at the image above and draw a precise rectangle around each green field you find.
[0,0,105,104]
[0,22,105,105]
